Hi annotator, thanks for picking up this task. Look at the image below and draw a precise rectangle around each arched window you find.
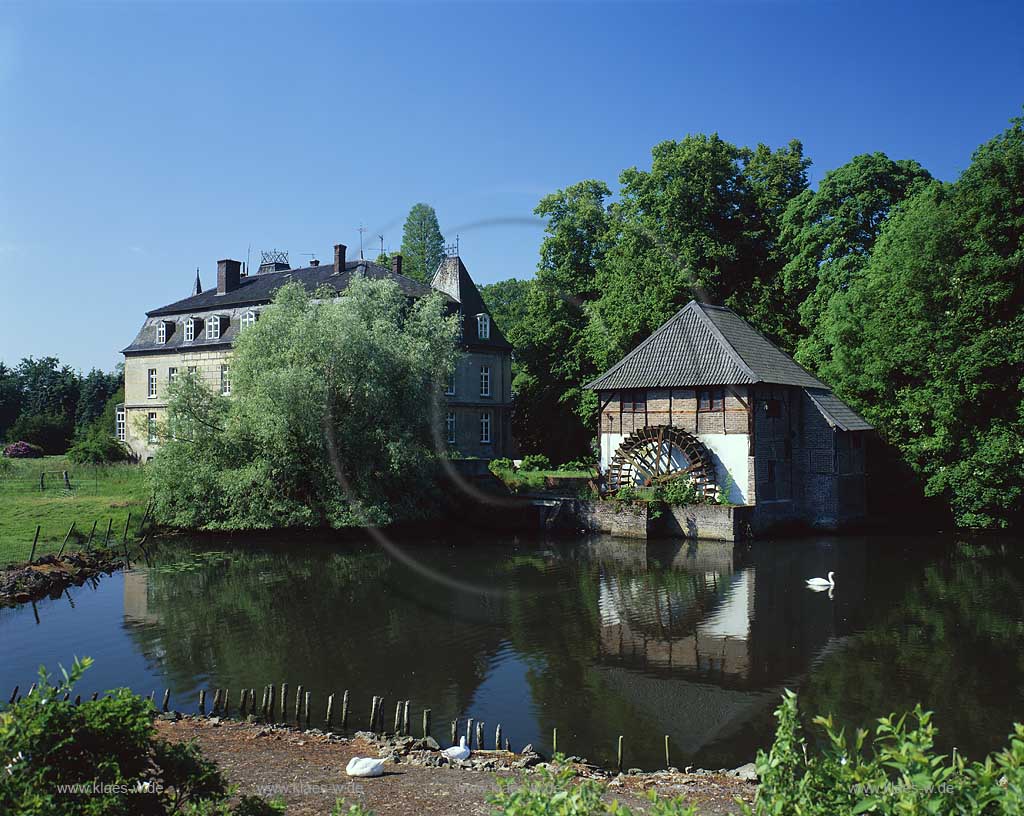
[185,318,196,342]
[476,313,490,340]
[156,322,167,344]
[242,310,257,329]
[206,316,222,340]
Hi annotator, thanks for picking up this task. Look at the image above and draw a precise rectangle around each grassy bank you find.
[0,456,150,564]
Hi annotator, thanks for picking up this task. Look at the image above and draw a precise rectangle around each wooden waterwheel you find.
[605,425,717,499]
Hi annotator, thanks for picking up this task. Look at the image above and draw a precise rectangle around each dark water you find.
[2,532,1022,770]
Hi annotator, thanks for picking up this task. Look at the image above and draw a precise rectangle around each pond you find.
[2,531,1022,771]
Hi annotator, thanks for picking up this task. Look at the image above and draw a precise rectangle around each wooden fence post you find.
[86,520,97,550]
[341,689,349,728]
[29,526,40,563]
[58,522,76,558]
[422,708,431,740]
[103,519,112,547]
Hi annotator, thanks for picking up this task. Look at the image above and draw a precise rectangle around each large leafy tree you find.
[513,180,611,461]
[825,117,1024,528]
[588,135,809,369]
[75,365,121,430]
[400,202,446,283]
[479,278,533,348]
[15,356,80,419]
[780,153,932,372]
[0,362,20,441]
[148,277,457,530]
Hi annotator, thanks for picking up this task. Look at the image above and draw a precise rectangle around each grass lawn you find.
[0,456,151,564]
[491,467,595,494]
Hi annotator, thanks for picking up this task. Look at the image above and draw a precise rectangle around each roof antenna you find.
[378,234,385,257]
[358,224,366,259]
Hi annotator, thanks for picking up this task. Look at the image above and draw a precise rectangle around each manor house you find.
[119,245,513,460]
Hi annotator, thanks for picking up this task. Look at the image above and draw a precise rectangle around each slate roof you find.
[147,260,439,317]
[805,388,874,432]
[585,301,872,430]
[431,256,512,350]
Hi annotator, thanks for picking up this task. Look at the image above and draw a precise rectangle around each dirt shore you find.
[155,717,753,815]
[0,550,124,607]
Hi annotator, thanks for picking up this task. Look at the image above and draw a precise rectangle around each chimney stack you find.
[334,244,347,274]
[392,253,403,277]
[217,259,241,295]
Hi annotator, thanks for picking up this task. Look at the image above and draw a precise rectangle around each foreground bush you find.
[519,454,553,471]
[488,758,696,815]
[67,429,131,465]
[3,440,44,458]
[0,658,282,816]
[745,690,1024,815]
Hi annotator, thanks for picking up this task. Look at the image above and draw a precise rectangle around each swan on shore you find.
[346,757,385,777]
[442,736,471,761]
[806,571,835,588]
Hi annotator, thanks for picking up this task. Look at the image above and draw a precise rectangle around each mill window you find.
[480,411,491,444]
[622,391,646,412]
[480,366,491,397]
[698,389,724,411]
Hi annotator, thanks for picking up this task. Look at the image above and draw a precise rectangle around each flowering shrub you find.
[2,441,44,459]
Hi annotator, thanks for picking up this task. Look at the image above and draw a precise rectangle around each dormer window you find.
[206,315,222,340]
[185,318,196,342]
[241,310,257,330]
[476,313,490,340]
[156,321,168,344]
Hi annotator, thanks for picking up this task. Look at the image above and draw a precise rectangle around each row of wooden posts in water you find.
[26,500,154,564]
[5,679,673,771]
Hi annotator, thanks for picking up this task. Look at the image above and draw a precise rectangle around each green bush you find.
[0,657,278,816]
[560,458,596,472]
[488,757,696,815]
[653,478,699,506]
[520,454,553,471]
[6,413,74,455]
[489,457,515,474]
[744,690,1024,816]
[67,429,131,465]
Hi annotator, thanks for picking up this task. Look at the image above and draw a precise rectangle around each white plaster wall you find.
[698,434,750,504]
[599,432,625,473]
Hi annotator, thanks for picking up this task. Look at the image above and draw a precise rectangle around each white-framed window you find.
[446,411,456,444]
[156,322,167,344]
[147,412,158,444]
[477,313,490,340]
[220,364,231,395]
[187,365,197,375]
[147,368,157,398]
[115,407,125,441]
[206,315,221,340]
[242,310,257,329]
[479,411,491,444]
[479,365,491,397]
[445,371,456,396]
[185,318,195,342]
[168,367,178,383]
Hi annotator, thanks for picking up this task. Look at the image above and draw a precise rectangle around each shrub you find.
[3,440,44,459]
[614,484,641,502]
[743,690,1024,816]
[488,757,696,815]
[6,413,74,455]
[520,454,552,471]
[0,657,278,816]
[489,457,515,474]
[655,478,699,506]
[67,429,131,465]
[560,458,596,471]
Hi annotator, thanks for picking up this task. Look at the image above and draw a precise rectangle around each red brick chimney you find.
[217,259,241,295]
[334,244,347,274]
[392,253,403,277]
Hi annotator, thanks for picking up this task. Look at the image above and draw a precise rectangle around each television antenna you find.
[358,224,367,259]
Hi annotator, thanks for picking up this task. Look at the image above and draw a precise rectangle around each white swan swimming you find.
[442,736,471,761]
[806,571,835,588]
[346,757,385,778]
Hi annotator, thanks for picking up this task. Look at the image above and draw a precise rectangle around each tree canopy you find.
[147,276,458,530]
[400,202,446,283]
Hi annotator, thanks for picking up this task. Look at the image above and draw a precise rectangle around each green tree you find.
[75,365,121,430]
[148,276,458,531]
[824,117,1023,528]
[15,356,80,420]
[514,180,611,460]
[588,135,809,369]
[399,202,446,283]
[0,362,20,441]
[780,152,932,371]
[479,278,533,348]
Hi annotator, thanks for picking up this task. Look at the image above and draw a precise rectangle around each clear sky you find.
[1,1,1021,372]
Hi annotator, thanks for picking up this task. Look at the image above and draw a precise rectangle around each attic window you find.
[185,318,196,342]
[622,391,646,412]
[698,389,724,411]
[206,315,222,340]
[241,310,257,330]
[156,322,168,344]
[477,314,490,340]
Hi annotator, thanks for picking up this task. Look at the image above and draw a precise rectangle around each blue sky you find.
[1,1,1021,371]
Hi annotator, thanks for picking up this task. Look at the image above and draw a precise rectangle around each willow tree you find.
[148,277,458,530]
